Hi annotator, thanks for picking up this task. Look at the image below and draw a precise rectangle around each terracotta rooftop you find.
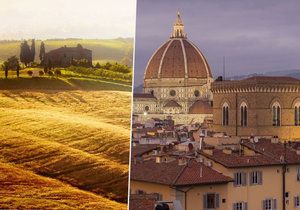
[129,194,157,210]
[212,76,300,91]
[131,159,232,186]
[133,93,157,99]
[242,139,300,165]
[144,39,212,80]
[46,45,91,55]
[188,100,212,114]
[164,100,182,108]
[200,148,281,168]
[131,144,159,157]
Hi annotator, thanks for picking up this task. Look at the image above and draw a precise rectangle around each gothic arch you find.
[292,97,300,108]
[269,97,282,109]
[220,98,231,108]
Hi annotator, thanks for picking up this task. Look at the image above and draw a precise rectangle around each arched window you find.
[222,102,229,126]
[272,102,281,126]
[295,102,300,126]
[240,102,248,127]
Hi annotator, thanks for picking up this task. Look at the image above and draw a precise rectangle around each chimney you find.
[156,156,162,163]
[271,136,279,144]
[223,148,232,155]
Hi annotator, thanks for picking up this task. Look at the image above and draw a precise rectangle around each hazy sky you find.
[0,0,136,39]
[134,0,300,86]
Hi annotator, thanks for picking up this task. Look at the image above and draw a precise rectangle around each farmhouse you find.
[44,44,92,67]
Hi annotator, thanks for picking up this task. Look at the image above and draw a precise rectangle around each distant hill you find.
[133,83,143,93]
[227,69,300,81]
[0,38,133,66]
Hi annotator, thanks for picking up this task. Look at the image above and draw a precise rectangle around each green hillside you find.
[0,38,133,66]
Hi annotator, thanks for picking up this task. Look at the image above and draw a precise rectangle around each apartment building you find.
[130,138,300,210]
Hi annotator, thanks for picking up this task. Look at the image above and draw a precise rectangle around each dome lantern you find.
[171,11,186,39]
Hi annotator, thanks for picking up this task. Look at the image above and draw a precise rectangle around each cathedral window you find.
[240,102,248,127]
[272,102,281,126]
[170,90,176,96]
[194,90,200,97]
[222,102,229,126]
[295,103,300,126]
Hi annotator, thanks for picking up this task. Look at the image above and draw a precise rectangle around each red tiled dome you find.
[188,100,212,114]
[144,39,212,79]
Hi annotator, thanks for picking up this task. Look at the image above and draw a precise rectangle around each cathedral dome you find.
[144,12,212,80]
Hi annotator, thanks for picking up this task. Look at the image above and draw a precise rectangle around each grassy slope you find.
[0,38,133,64]
[0,90,131,206]
[0,161,126,209]
[0,77,132,92]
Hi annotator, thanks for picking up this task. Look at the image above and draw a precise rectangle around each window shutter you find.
[244,202,248,210]
[258,171,263,185]
[203,194,207,209]
[295,196,297,208]
[215,193,220,208]
[262,200,266,210]
[234,173,237,186]
[242,172,247,186]
[250,172,253,185]
[273,199,277,210]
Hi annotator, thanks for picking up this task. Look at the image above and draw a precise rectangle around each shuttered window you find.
[295,196,300,208]
[250,171,263,185]
[233,202,247,210]
[234,172,247,186]
[263,199,277,210]
[203,193,220,209]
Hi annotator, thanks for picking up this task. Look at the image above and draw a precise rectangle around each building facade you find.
[133,12,213,124]
[212,76,300,140]
[130,138,300,210]
[44,44,92,67]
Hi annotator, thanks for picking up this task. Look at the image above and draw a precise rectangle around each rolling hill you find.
[227,69,300,80]
[0,90,131,208]
[0,161,126,209]
[0,38,133,66]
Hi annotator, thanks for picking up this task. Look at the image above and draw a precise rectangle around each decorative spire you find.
[171,11,186,38]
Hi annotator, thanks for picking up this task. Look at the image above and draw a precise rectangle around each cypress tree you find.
[30,39,35,63]
[39,41,45,65]
[20,41,31,66]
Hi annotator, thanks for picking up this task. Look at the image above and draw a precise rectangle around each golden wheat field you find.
[0,90,131,209]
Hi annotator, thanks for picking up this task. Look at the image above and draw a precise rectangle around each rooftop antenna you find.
[223,56,226,80]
